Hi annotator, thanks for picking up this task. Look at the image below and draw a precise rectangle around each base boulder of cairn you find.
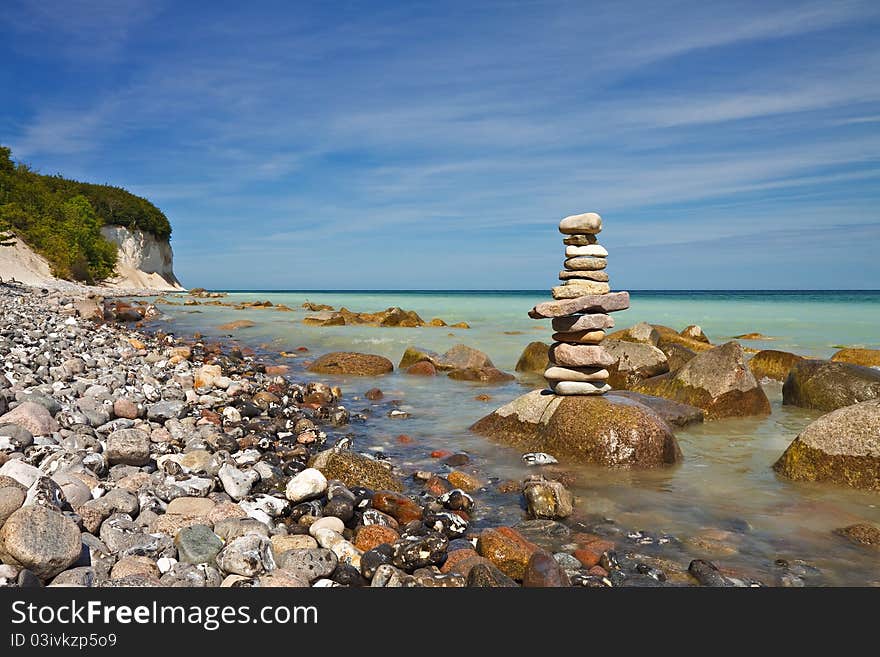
[470,389,680,468]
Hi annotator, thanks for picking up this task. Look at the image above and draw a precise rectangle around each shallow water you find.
[150,290,880,585]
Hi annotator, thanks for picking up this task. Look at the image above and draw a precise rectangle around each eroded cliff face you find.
[100,226,183,291]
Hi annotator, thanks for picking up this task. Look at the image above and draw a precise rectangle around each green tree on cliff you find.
[0,145,170,281]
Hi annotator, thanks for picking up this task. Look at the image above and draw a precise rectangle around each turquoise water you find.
[150,290,880,585]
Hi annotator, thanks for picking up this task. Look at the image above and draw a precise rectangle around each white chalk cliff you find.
[100,226,183,291]
[0,226,183,292]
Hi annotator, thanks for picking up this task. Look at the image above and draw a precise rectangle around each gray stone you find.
[0,460,42,488]
[146,400,186,422]
[175,525,223,564]
[218,464,259,501]
[105,428,151,466]
[0,424,33,450]
[0,506,83,580]
[216,535,275,576]
[530,292,630,319]
[277,548,338,582]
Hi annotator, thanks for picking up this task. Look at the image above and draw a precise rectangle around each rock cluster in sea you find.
[529,212,630,396]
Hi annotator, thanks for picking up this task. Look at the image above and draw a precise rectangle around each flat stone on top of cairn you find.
[528,211,631,396]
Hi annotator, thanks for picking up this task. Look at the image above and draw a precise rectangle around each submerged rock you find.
[309,449,403,492]
[773,399,880,491]
[783,359,880,412]
[633,342,770,420]
[834,523,880,547]
[470,389,681,468]
[307,352,394,376]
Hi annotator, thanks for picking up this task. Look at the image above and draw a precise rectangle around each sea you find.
[149,290,880,585]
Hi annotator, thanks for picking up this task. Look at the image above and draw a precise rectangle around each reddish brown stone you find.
[265,365,289,376]
[572,532,614,554]
[522,552,570,587]
[354,525,400,552]
[588,565,608,577]
[424,476,452,496]
[364,388,384,400]
[447,471,480,492]
[440,549,491,577]
[371,491,423,524]
[573,548,601,568]
[406,361,437,376]
[477,527,540,580]
[430,450,451,459]
[396,434,414,444]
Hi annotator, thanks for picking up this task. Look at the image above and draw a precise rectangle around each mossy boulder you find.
[515,342,550,375]
[608,391,704,427]
[309,449,403,492]
[602,340,669,389]
[605,322,659,346]
[782,360,880,412]
[773,399,880,491]
[470,389,681,468]
[831,348,880,368]
[307,352,393,376]
[399,344,494,371]
[632,341,770,420]
[748,350,805,381]
[653,324,714,353]
[660,343,697,373]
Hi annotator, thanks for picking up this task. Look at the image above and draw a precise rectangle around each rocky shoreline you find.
[1,284,878,588]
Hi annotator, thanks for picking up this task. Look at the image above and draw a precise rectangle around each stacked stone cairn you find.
[528,212,630,395]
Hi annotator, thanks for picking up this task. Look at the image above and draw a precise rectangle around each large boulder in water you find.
[783,360,880,412]
[602,340,669,389]
[515,342,550,375]
[469,389,681,468]
[749,350,805,381]
[773,399,880,491]
[831,348,880,368]
[399,344,493,371]
[632,341,770,420]
[308,352,393,376]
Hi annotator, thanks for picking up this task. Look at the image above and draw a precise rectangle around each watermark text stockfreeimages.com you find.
[9,599,318,632]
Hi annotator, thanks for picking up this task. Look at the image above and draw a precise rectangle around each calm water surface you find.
[150,290,880,585]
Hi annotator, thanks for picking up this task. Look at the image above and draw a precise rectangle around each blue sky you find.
[2,0,879,289]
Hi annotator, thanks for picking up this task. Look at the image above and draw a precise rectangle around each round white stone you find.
[548,381,611,395]
[284,468,327,503]
[309,516,345,536]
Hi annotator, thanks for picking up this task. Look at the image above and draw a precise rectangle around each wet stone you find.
[391,534,448,570]
[522,552,570,587]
